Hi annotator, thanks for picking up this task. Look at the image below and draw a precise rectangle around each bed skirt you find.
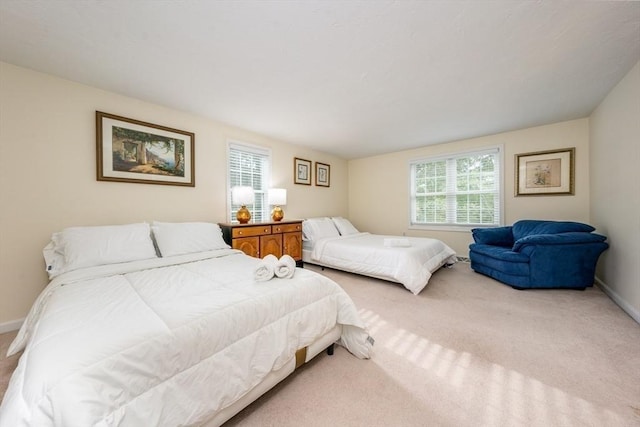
[201,324,343,426]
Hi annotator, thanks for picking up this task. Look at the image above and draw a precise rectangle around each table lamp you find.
[267,188,287,221]
[232,186,254,224]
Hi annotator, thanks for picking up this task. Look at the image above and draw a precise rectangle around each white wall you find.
[0,62,348,327]
[589,61,640,323]
[348,119,591,256]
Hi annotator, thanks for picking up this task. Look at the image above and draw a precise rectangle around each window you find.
[228,142,271,222]
[410,147,502,228]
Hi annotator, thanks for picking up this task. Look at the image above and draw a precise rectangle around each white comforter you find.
[310,233,457,294]
[0,249,372,427]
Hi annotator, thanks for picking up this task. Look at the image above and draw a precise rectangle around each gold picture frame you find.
[294,157,312,185]
[96,111,195,186]
[515,148,574,196]
[315,162,330,187]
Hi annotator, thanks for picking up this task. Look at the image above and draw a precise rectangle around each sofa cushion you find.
[512,220,595,241]
[471,226,513,246]
[469,244,530,263]
[469,244,530,277]
[512,232,608,252]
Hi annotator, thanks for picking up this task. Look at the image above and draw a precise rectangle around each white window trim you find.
[226,140,272,223]
[408,145,504,232]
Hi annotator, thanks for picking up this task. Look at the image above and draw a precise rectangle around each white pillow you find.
[303,217,340,241]
[59,223,157,272]
[331,217,359,235]
[152,221,229,257]
[43,234,66,279]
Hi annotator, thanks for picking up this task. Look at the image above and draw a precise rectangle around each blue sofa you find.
[469,220,608,290]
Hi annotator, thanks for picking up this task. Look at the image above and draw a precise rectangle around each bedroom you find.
[0,1,639,426]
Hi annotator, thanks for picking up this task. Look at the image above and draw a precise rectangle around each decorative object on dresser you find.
[515,147,575,196]
[267,188,287,221]
[294,157,312,185]
[315,162,330,187]
[232,186,255,224]
[220,220,304,267]
[96,111,195,187]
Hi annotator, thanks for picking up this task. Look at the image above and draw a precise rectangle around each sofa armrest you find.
[471,226,513,246]
[512,232,607,252]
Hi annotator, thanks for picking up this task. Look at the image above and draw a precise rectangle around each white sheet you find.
[309,232,457,294]
[0,249,372,427]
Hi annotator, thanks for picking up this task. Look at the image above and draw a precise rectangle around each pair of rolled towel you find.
[254,254,296,282]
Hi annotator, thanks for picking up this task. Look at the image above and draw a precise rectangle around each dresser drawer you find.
[232,225,272,238]
[219,221,303,266]
[273,223,302,234]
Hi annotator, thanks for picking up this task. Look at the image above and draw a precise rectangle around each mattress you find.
[304,232,457,294]
[0,249,372,427]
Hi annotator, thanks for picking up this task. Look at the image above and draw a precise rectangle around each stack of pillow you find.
[302,217,359,241]
[43,222,230,279]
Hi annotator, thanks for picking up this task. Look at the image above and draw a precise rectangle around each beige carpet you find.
[0,330,19,404]
[1,262,639,426]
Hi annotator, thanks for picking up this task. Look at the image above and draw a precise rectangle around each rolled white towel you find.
[274,254,296,279]
[384,238,411,248]
[254,254,278,282]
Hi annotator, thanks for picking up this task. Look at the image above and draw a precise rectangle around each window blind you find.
[228,142,271,222]
[410,147,501,227]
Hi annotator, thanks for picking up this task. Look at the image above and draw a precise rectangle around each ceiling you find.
[1,1,638,159]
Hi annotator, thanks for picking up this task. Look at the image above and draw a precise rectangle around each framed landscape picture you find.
[315,162,330,187]
[294,157,312,185]
[96,111,195,186]
[515,148,574,196]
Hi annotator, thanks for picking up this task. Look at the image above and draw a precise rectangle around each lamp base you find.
[271,206,284,222]
[237,206,251,224]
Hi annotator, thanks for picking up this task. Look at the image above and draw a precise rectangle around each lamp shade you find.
[267,188,287,206]
[232,186,254,205]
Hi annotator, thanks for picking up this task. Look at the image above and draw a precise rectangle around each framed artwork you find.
[315,162,330,187]
[294,157,312,185]
[96,111,195,186]
[515,147,574,196]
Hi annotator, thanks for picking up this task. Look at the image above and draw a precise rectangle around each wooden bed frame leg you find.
[326,344,334,356]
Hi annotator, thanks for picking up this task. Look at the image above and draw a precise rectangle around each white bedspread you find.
[0,249,371,427]
[310,233,457,294]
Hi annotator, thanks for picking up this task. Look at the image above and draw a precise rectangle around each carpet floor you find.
[1,262,638,426]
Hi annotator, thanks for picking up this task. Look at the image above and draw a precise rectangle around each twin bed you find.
[302,217,457,295]
[0,222,373,427]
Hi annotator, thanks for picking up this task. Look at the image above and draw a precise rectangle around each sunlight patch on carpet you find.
[358,310,629,426]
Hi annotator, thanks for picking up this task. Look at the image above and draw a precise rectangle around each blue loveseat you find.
[469,220,608,290]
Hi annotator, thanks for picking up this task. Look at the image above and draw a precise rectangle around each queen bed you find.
[0,222,372,427]
[302,217,457,295]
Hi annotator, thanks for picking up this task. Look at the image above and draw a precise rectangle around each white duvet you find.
[0,249,372,427]
[310,233,457,294]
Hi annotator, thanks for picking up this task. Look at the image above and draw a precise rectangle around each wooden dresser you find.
[219,220,303,267]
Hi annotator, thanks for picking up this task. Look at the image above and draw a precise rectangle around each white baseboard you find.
[0,318,24,334]
[595,277,640,325]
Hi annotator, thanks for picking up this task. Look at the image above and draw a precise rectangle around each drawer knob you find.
[239,231,243,235]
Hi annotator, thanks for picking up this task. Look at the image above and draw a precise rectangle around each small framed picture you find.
[96,111,195,186]
[294,157,312,185]
[315,162,330,187]
[515,148,575,196]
